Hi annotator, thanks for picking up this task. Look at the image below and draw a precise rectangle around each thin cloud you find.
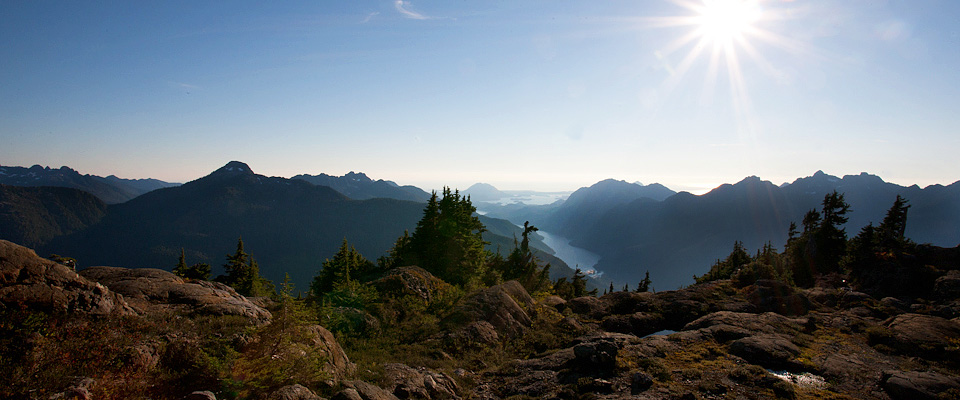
[395,1,430,20]
[362,11,379,23]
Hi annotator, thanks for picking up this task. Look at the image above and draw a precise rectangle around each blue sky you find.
[2,1,959,193]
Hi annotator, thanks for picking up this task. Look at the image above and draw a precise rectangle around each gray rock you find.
[80,266,271,321]
[573,340,619,369]
[881,370,960,400]
[0,240,133,315]
[185,391,217,400]
[447,321,499,349]
[339,381,399,400]
[269,384,323,400]
[631,371,654,394]
[540,295,566,309]
[566,296,609,319]
[382,363,460,399]
[331,389,363,400]
[302,325,356,385]
[729,334,801,370]
[444,281,533,338]
[885,313,960,358]
[935,270,960,300]
[372,266,451,302]
[683,311,804,341]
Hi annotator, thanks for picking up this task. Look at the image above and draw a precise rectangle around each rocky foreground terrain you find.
[2,239,959,400]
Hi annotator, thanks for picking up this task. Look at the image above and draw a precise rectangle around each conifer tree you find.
[397,188,488,286]
[311,239,374,296]
[636,271,652,293]
[220,237,273,297]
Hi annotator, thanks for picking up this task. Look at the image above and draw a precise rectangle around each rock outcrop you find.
[382,363,461,400]
[268,384,324,400]
[0,240,133,315]
[372,266,451,302]
[443,281,533,338]
[79,266,271,321]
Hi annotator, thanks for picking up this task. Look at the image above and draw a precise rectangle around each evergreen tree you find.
[219,237,274,297]
[636,271,652,293]
[173,248,211,280]
[695,241,751,283]
[785,191,851,287]
[879,195,910,245]
[396,188,488,286]
[173,248,187,275]
[311,239,375,296]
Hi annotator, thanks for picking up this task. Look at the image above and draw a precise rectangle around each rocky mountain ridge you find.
[2,237,958,399]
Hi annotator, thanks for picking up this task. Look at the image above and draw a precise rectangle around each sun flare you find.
[646,0,804,138]
[695,0,761,45]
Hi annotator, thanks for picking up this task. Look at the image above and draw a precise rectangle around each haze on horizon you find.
[3,1,959,194]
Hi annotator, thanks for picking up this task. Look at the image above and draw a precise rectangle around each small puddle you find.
[768,370,828,390]
[641,329,676,338]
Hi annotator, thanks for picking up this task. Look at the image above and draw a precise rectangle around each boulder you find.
[443,281,532,338]
[565,296,609,320]
[881,370,960,400]
[302,325,356,385]
[446,321,499,350]
[935,270,960,301]
[268,384,324,400]
[728,334,801,370]
[540,295,566,309]
[372,266,451,302]
[337,381,399,400]
[683,311,804,341]
[0,240,133,315]
[80,266,271,321]
[601,311,664,337]
[186,391,217,400]
[382,363,460,400]
[884,313,960,358]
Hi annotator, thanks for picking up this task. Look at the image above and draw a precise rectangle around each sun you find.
[645,0,804,138]
[695,0,762,45]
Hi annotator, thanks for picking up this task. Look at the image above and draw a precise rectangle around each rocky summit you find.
[1,232,959,399]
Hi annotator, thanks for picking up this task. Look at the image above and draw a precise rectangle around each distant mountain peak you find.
[344,171,372,182]
[211,161,254,176]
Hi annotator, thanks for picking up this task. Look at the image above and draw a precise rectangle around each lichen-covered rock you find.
[80,266,271,321]
[566,295,608,320]
[884,313,960,358]
[729,334,801,370]
[185,391,217,400]
[540,295,566,309]
[881,370,960,400]
[268,384,324,400]
[372,266,451,302]
[446,320,499,350]
[443,281,533,338]
[337,381,399,400]
[0,240,133,315]
[302,325,356,385]
[683,311,805,341]
[935,270,960,301]
[382,363,460,400]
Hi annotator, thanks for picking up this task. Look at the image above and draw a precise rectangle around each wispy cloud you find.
[362,11,379,23]
[394,1,430,20]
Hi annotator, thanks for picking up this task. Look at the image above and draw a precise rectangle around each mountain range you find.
[0,164,179,204]
[2,162,958,293]
[292,171,431,202]
[2,162,574,291]
[500,171,960,290]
